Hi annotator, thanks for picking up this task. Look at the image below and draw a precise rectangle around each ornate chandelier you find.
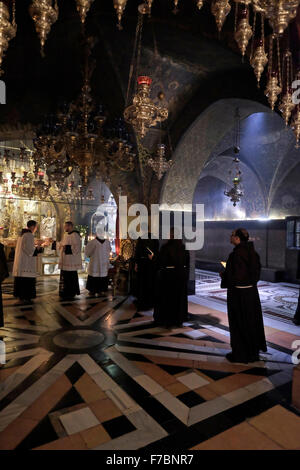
[124,76,168,139]
[33,37,136,187]
[33,39,107,186]
[224,108,244,207]
[147,143,173,180]
[252,0,299,36]
[101,118,135,173]
[224,177,244,207]
[0,145,95,203]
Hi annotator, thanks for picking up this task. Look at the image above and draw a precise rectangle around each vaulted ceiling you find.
[2,0,298,147]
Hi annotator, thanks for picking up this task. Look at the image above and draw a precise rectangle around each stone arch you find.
[160,98,272,207]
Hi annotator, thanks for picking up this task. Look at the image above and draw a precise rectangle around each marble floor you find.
[0,274,300,450]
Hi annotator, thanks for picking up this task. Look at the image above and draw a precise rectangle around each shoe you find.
[226,352,248,364]
[247,356,260,363]
[292,318,300,326]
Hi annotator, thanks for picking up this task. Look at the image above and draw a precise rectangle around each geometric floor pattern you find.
[195,269,300,323]
[1,274,300,450]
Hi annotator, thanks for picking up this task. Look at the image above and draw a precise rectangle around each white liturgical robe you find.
[13,232,38,278]
[59,231,82,271]
[85,238,111,277]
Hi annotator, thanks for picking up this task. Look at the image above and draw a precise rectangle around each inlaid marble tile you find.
[60,407,100,435]
[154,391,189,424]
[177,372,210,389]
[249,405,300,449]
[190,422,283,450]
[90,398,122,423]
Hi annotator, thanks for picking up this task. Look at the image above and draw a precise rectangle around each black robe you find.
[153,239,190,327]
[134,234,159,310]
[0,243,9,327]
[221,241,267,362]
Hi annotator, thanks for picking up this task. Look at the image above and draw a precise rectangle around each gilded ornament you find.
[279,90,295,126]
[211,0,231,33]
[234,10,252,56]
[113,0,127,30]
[264,73,282,110]
[75,0,95,24]
[0,2,17,75]
[29,0,58,55]
[124,76,168,139]
[250,40,268,86]
[252,0,300,36]
[292,107,300,148]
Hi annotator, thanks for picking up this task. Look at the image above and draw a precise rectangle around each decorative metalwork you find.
[234,7,252,56]
[0,1,17,75]
[292,106,300,149]
[75,0,95,24]
[211,0,231,33]
[279,51,295,126]
[265,72,282,111]
[33,39,107,186]
[224,109,244,207]
[173,0,180,15]
[124,76,168,139]
[250,41,268,86]
[147,144,173,180]
[113,0,128,30]
[29,0,58,55]
[252,0,300,36]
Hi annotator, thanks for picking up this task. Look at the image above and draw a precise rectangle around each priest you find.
[12,220,44,304]
[59,221,82,300]
[220,228,267,363]
[153,227,190,327]
[0,242,9,326]
[134,224,159,311]
[85,231,111,296]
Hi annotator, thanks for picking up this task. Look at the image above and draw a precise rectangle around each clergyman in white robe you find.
[13,225,43,302]
[85,237,111,295]
[59,227,82,299]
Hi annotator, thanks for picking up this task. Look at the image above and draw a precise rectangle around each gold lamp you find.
[75,0,95,24]
[29,0,58,55]
[0,1,17,75]
[124,76,168,139]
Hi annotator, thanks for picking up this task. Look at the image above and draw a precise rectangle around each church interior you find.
[1,0,300,453]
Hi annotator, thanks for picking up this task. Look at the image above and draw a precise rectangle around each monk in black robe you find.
[293,251,300,326]
[153,231,190,328]
[134,233,159,311]
[220,228,267,363]
[0,243,9,327]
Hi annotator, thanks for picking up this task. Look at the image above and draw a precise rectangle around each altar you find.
[0,196,61,275]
